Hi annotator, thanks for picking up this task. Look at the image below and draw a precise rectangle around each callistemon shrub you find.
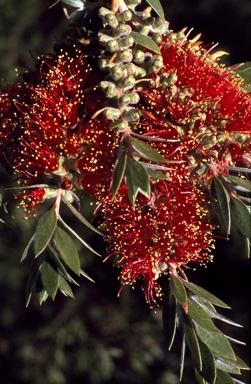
[0,1,250,383]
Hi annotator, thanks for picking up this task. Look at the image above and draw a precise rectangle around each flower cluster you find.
[0,5,250,306]
[101,171,214,307]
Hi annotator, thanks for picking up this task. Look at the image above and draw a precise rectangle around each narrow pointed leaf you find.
[131,137,168,163]
[181,279,230,308]
[54,226,81,276]
[210,177,231,236]
[215,357,241,375]
[145,0,165,21]
[37,289,49,305]
[111,151,127,199]
[25,261,42,307]
[34,209,57,258]
[215,369,235,384]
[59,217,101,256]
[80,268,95,283]
[190,295,242,327]
[188,298,219,332]
[223,175,251,192]
[63,198,103,236]
[48,244,78,284]
[180,334,186,381]
[170,275,187,305]
[58,276,75,298]
[230,196,251,240]
[20,234,35,265]
[130,31,161,54]
[195,369,206,384]
[40,260,59,300]
[163,294,177,350]
[194,323,236,360]
[128,160,150,197]
[183,315,202,371]
[197,339,216,383]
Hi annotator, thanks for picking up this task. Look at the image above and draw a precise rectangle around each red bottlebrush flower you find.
[77,117,120,199]
[0,45,109,214]
[15,188,47,217]
[137,30,251,177]
[101,171,214,307]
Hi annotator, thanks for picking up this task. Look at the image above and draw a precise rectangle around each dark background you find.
[0,1,250,383]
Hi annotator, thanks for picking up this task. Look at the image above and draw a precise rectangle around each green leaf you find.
[58,275,75,298]
[190,295,242,328]
[162,294,177,350]
[180,334,186,381]
[40,260,59,300]
[145,0,165,21]
[215,369,235,384]
[125,159,150,205]
[80,269,95,283]
[131,137,167,163]
[215,356,241,375]
[170,274,187,306]
[61,0,83,9]
[130,31,161,54]
[34,209,57,258]
[145,167,168,180]
[223,174,251,192]
[210,177,231,236]
[111,151,127,199]
[194,323,236,360]
[197,339,216,383]
[54,226,81,276]
[59,217,101,257]
[230,196,251,240]
[195,369,206,384]
[183,315,202,371]
[181,279,230,308]
[188,298,219,332]
[63,198,103,236]
[20,234,35,266]
[37,289,49,305]
[25,259,43,307]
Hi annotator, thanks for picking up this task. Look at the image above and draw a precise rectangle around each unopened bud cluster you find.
[97,1,169,131]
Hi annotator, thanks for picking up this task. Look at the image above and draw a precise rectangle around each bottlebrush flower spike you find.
[137,29,251,181]
[0,46,107,214]
[101,170,215,308]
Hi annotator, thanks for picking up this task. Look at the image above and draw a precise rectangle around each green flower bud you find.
[105,86,120,99]
[114,24,132,37]
[118,75,136,89]
[99,81,116,91]
[118,36,135,49]
[110,66,124,81]
[134,66,146,78]
[98,33,113,44]
[115,49,133,64]
[109,119,128,131]
[105,13,118,28]
[104,108,121,120]
[98,7,110,17]
[140,26,150,36]
[120,93,140,106]
[106,39,120,53]
[133,50,145,64]
[116,10,132,22]
[153,34,163,44]
[124,108,141,122]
